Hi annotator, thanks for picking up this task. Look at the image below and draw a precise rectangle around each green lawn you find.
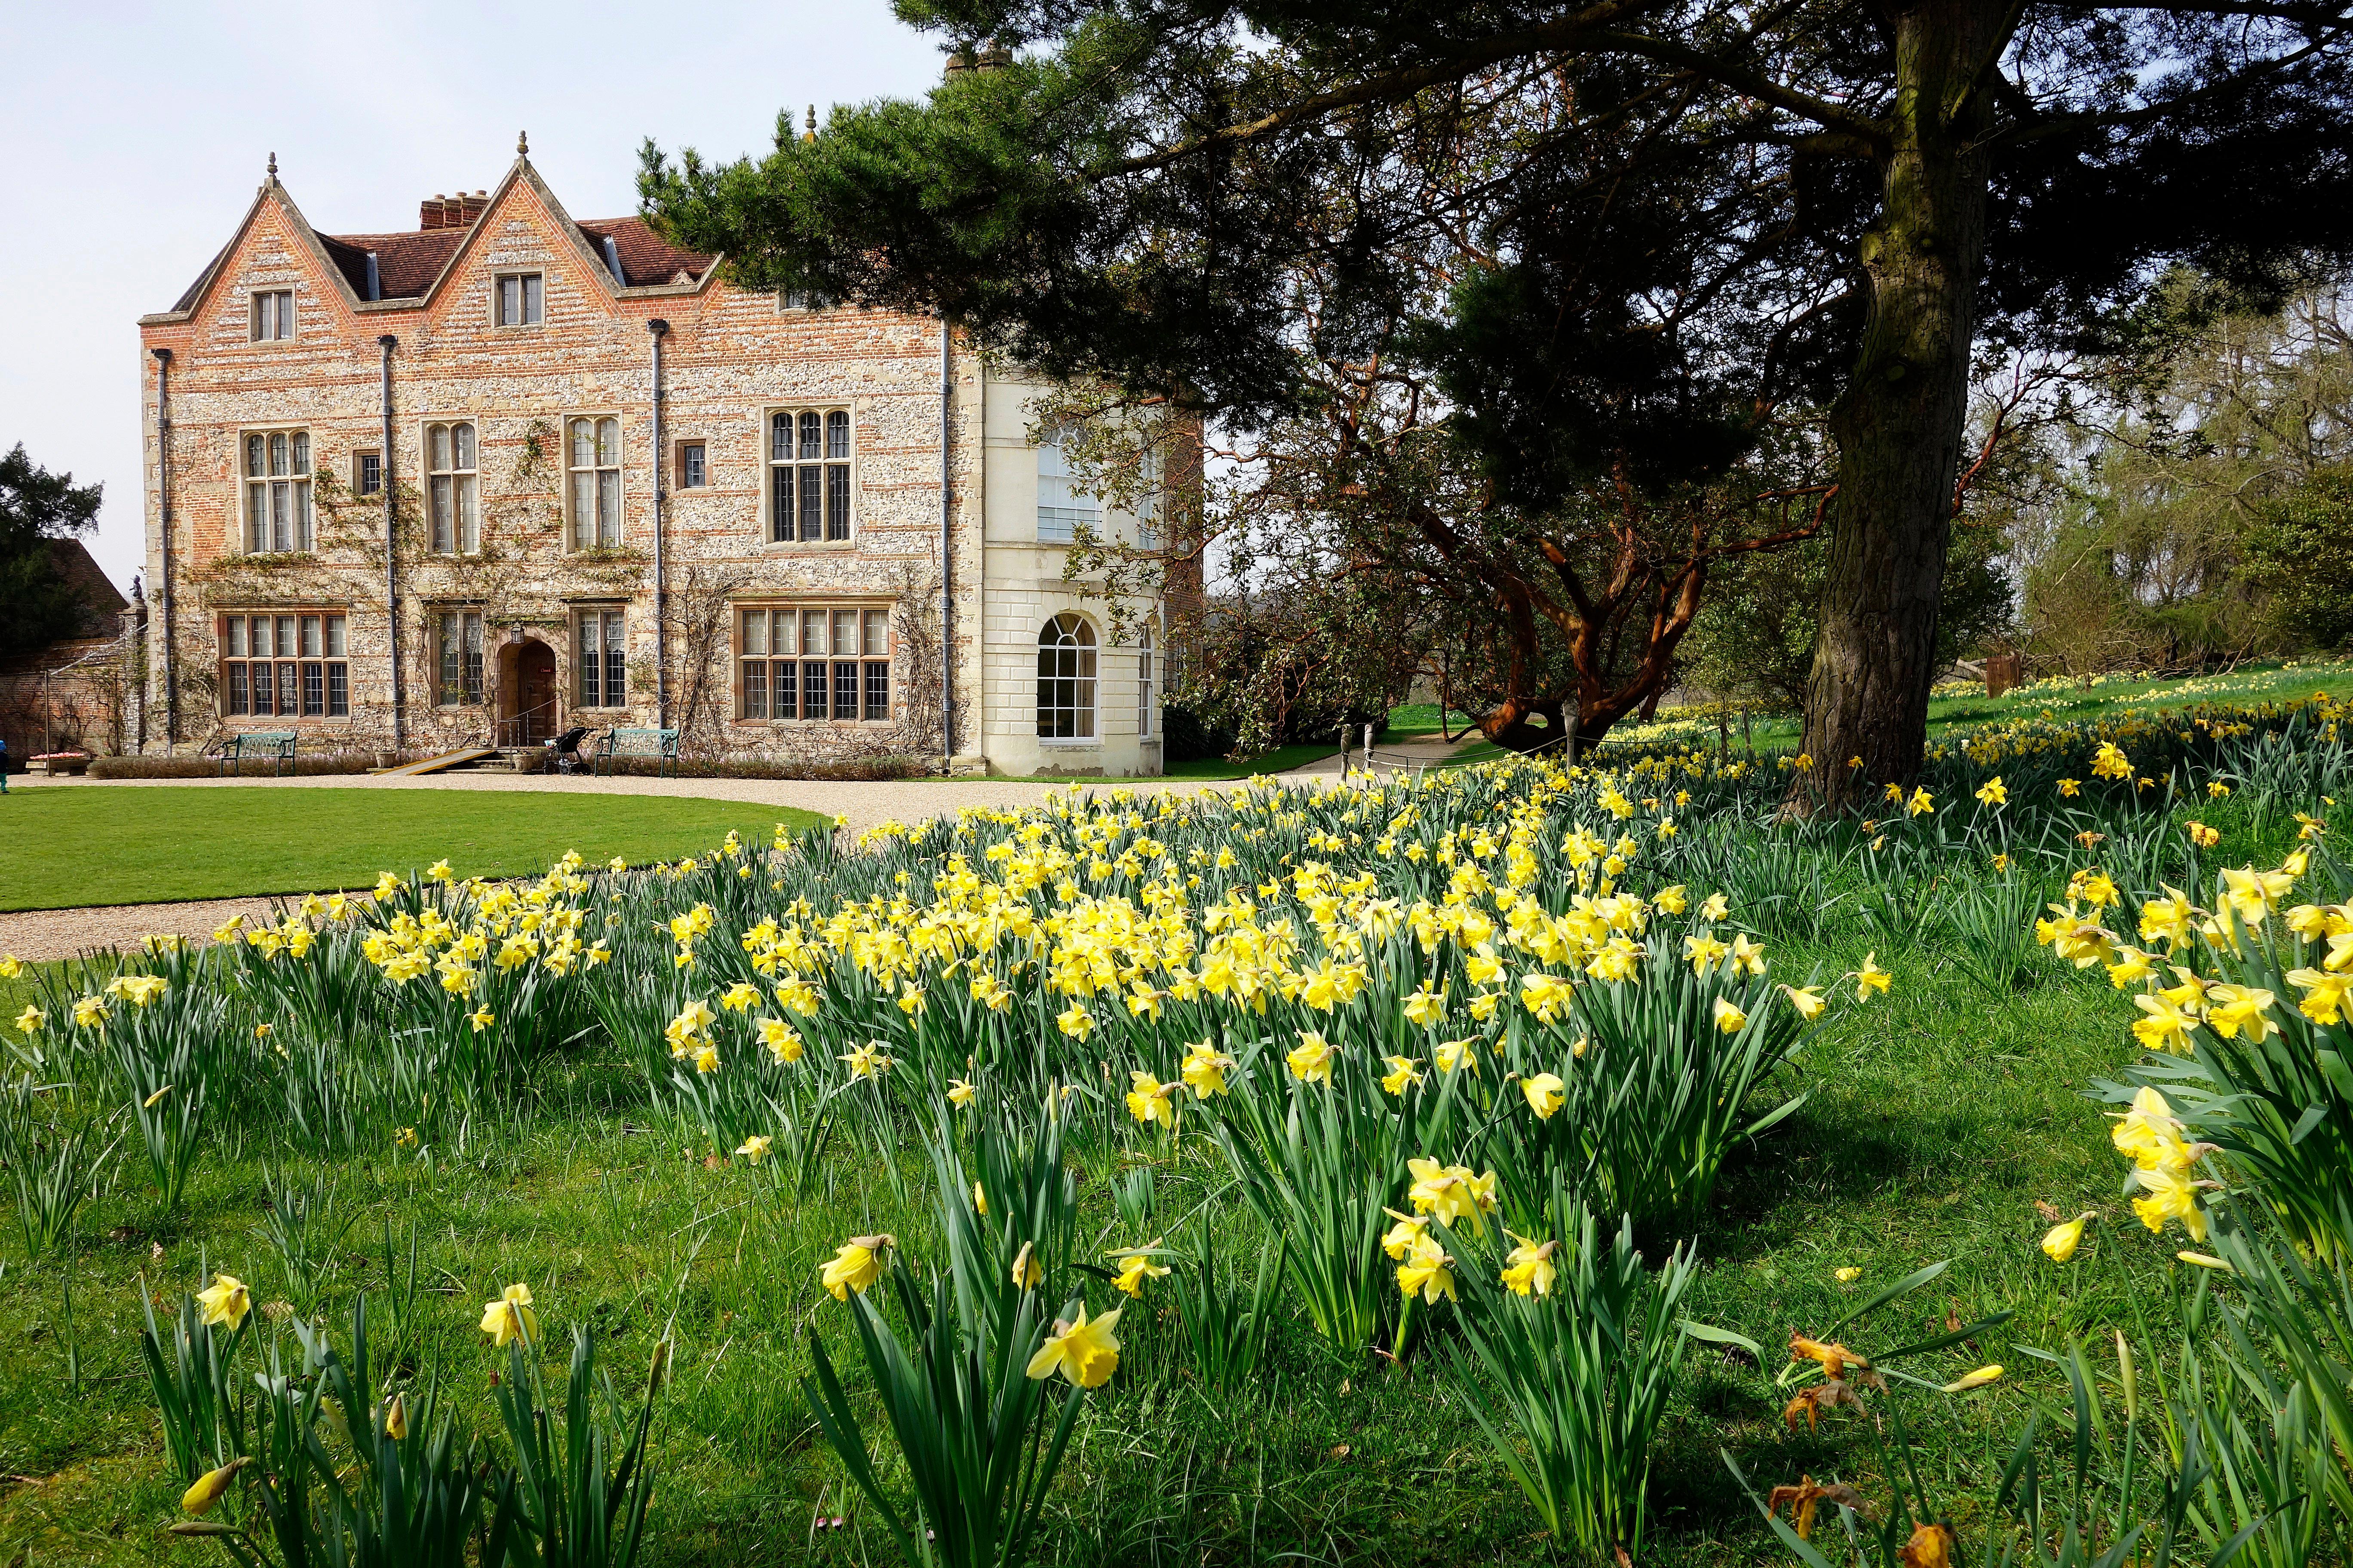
[1585,655,2353,756]
[1160,741,1337,778]
[0,788,826,911]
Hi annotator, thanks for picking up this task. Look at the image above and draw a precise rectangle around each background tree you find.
[641,0,2353,801]
[0,444,106,658]
[2002,276,2353,670]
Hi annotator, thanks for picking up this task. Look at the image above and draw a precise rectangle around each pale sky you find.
[0,0,948,595]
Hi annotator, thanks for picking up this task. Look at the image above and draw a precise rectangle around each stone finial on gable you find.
[518,130,530,157]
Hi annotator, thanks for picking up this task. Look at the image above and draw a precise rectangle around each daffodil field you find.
[0,690,2349,1566]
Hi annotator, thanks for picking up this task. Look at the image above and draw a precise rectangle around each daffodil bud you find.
[181,1457,250,1516]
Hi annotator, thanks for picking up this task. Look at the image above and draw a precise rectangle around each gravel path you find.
[1,738,1473,963]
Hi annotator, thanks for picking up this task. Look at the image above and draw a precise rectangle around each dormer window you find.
[251,289,296,341]
[497,273,543,326]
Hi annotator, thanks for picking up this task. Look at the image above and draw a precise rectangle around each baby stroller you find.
[546,726,593,776]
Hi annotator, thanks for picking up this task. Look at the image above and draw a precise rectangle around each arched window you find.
[1037,613,1097,740]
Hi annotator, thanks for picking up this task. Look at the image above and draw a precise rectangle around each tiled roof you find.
[163,191,718,316]
[46,539,129,637]
[308,216,715,302]
[572,218,716,287]
[170,243,230,314]
[316,230,467,301]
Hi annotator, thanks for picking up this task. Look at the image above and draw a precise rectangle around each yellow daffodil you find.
[480,1283,538,1347]
[736,1135,773,1164]
[1941,1365,2003,1393]
[1380,1054,1425,1096]
[71,995,108,1029]
[1521,1071,1565,1118]
[1056,1004,1094,1041]
[1396,1234,1457,1304]
[821,1235,894,1300]
[1124,1072,1177,1127]
[1852,954,1892,999]
[1500,1232,1558,1297]
[759,1017,804,1063]
[2184,820,2220,849]
[1287,1031,1337,1084]
[15,1004,44,1035]
[1179,1042,1236,1098]
[2129,1163,2212,1242]
[1780,984,1826,1021]
[841,1041,892,1080]
[2058,778,2081,796]
[1025,1304,1122,1387]
[196,1273,251,1331]
[948,1077,977,1108]
[1712,997,1748,1034]
[1974,777,2006,806]
[1110,1242,1170,1297]
[2203,983,2276,1041]
[1834,1266,1861,1283]
[2041,1212,2096,1262]
[384,1392,409,1439]
[1700,893,1730,921]
[1404,1157,1496,1231]
[1433,1036,1480,1076]
[1684,932,1730,972]
[2287,966,2350,1025]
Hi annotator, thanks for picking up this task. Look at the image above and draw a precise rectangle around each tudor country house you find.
[135,139,1178,777]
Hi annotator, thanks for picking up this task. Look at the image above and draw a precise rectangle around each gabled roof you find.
[141,154,721,325]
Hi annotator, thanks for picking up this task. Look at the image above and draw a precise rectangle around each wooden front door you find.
[515,641,556,744]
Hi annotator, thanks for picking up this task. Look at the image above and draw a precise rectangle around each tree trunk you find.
[1799,0,2000,811]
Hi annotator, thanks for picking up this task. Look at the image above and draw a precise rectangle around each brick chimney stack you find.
[419,191,491,230]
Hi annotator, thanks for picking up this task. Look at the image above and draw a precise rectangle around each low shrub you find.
[88,753,376,780]
[604,753,933,781]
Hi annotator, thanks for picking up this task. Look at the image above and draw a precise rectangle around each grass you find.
[1160,741,1337,779]
[0,854,2246,1567]
[1592,655,2353,757]
[0,788,826,911]
[0,685,2342,1567]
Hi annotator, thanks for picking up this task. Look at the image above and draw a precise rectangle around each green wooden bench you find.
[594,726,680,779]
[210,730,298,777]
